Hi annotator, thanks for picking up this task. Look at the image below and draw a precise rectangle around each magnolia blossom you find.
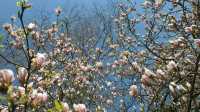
[194,39,200,47]
[166,61,177,71]
[3,23,12,33]
[34,53,47,68]
[144,68,156,77]
[155,0,164,8]
[141,74,151,86]
[129,84,138,96]
[18,86,25,96]
[55,7,62,16]
[80,65,92,72]
[176,84,187,93]
[0,69,15,89]
[169,82,176,96]
[62,102,70,112]
[142,1,152,8]
[156,69,166,80]
[27,23,36,31]
[73,104,87,112]
[95,61,103,68]
[185,82,192,91]
[132,62,142,73]
[18,67,28,85]
[184,26,193,33]
[31,91,48,107]
[14,37,23,48]
[106,99,113,105]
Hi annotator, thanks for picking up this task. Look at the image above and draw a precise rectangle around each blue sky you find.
[0,0,107,24]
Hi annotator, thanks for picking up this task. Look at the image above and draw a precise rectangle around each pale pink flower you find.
[185,82,192,91]
[144,68,156,77]
[18,67,28,85]
[167,61,177,71]
[142,1,152,8]
[141,74,151,86]
[34,53,47,68]
[62,102,70,112]
[129,84,138,96]
[194,39,200,47]
[169,82,176,96]
[18,86,25,96]
[27,23,36,31]
[0,69,14,89]
[184,26,193,33]
[31,91,48,106]
[156,69,166,80]
[73,104,87,112]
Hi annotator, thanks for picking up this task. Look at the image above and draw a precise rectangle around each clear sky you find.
[0,0,107,24]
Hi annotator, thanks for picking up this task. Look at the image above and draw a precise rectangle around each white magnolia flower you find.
[27,23,36,30]
[73,104,87,112]
[167,61,177,71]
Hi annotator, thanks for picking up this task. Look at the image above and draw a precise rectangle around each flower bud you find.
[129,85,137,96]
[18,67,28,85]
[169,82,176,96]
[55,7,62,16]
[185,82,192,91]
[141,74,151,86]
[0,69,14,90]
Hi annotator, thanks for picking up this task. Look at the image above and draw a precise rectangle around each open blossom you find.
[14,37,23,48]
[144,68,156,77]
[194,39,200,47]
[73,104,87,112]
[27,23,36,31]
[31,91,48,107]
[185,82,192,91]
[33,53,47,68]
[141,74,151,86]
[167,61,177,71]
[184,25,197,33]
[129,84,137,96]
[0,69,15,89]
[18,67,28,85]
[95,61,103,68]
[80,65,92,72]
[62,102,70,112]
[184,26,193,33]
[3,23,12,33]
[155,0,164,8]
[18,86,25,96]
[156,69,166,80]
[142,1,152,8]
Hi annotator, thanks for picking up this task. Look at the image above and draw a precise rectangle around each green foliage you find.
[16,0,32,9]
[54,100,63,111]
[0,34,4,49]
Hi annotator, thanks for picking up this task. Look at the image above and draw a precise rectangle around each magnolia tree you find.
[115,0,200,111]
[0,0,200,112]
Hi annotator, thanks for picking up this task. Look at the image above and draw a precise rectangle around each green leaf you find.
[54,100,63,111]
[0,34,4,42]
[0,45,4,49]
[16,1,22,7]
